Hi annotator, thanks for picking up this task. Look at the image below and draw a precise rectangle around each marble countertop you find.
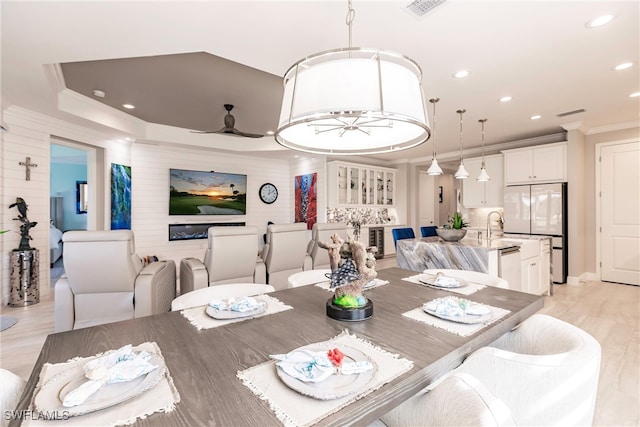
[412,236,521,251]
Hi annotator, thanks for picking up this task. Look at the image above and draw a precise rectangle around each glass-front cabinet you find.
[328,161,396,207]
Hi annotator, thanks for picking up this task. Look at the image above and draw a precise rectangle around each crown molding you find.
[43,63,66,94]
[585,120,640,135]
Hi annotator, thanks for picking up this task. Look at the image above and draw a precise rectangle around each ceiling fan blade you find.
[232,128,264,138]
[192,105,263,138]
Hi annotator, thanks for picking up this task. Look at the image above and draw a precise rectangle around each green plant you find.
[444,212,468,229]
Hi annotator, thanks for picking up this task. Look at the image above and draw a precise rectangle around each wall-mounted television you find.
[169,169,247,215]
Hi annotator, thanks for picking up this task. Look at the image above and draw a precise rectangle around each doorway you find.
[597,140,639,286]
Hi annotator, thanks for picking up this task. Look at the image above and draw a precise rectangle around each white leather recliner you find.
[179,226,266,294]
[261,223,312,290]
[307,222,348,269]
[379,314,602,427]
[54,230,176,332]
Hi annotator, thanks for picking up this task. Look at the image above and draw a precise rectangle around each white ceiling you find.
[2,1,639,166]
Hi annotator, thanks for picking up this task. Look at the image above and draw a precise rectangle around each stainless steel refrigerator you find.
[503,183,567,283]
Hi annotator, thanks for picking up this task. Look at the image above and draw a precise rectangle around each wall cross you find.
[19,157,38,181]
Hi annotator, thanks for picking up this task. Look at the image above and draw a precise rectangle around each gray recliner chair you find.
[261,223,312,290]
[179,226,266,294]
[54,230,176,332]
[307,222,348,270]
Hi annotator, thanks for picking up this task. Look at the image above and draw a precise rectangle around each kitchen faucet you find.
[487,210,504,240]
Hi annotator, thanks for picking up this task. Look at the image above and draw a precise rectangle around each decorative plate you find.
[34,353,165,417]
[275,344,377,400]
[423,297,493,324]
[205,300,268,320]
[417,273,468,289]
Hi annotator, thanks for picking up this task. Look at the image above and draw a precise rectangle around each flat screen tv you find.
[169,169,247,215]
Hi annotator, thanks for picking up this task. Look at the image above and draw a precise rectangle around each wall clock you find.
[259,183,278,204]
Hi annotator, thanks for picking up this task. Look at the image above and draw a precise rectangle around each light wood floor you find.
[1,258,638,426]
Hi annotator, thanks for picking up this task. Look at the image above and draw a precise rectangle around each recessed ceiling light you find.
[266,130,274,135]
[530,115,542,120]
[586,14,614,28]
[122,104,135,109]
[499,96,512,103]
[453,70,470,79]
[92,89,106,98]
[630,92,640,98]
[614,62,633,71]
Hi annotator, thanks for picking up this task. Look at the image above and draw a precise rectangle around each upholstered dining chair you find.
[179,226,266,294]
[391,227,415,248]
[170,283,275,311]
[379,314,602,427]
[1,369,26,427]
[307,222,348,269]
[261,223,312,291]
[55,230,176,332]
[377,372,516,427]
[422,268,509,289]
[420,225,438,238]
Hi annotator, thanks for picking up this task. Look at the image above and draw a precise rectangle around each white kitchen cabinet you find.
[383,227,396,257]
[462,154,504,207]
[503,142,567,185]
[328,161,396,207]
[521,257,541,295]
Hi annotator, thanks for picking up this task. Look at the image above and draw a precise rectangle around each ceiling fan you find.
[191,104,263,138]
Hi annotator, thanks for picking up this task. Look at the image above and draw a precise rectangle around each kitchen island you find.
[396,236,551,295]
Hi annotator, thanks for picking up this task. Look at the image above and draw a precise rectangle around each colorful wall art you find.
[294,172,317,230]
[111,163,132,230]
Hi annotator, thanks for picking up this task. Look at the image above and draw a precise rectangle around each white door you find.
[419,172,435,226]
[600,141,640,285]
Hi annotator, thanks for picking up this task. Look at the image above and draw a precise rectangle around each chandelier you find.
[274,0,430,155]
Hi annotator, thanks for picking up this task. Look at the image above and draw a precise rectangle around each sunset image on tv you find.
[169,169,247,215]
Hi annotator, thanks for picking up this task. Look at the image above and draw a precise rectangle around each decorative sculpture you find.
[9,197,37,251]
[318,233,377,320]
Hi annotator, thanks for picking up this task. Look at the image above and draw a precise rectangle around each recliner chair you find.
[180,226,266,294]
[261,223,312,290]
[307,222,348,269]
[55,230,176,332]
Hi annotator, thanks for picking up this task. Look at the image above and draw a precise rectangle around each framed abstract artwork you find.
[294,172,317,230]
[111,163,132,230]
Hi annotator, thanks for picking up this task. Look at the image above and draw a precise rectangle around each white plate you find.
[418,273,467,289]
[423,297,493,324]
[205,300,267,320]
[276,344,377,400]
[34,353,165,417]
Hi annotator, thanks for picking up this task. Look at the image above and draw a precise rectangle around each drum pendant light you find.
[275,0,430,155]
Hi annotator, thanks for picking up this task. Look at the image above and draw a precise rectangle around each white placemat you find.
[237,331,414,427]
[402,300,510,337]
[25,342,180,426]
[180,294,293,330]
[314,278,390,292]
[402,274,485,295]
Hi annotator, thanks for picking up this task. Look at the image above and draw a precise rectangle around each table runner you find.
[402,300,510,337]
[237,331,414,427]
[402,274,485,296]
[314,278,390,292]
[25,342,180,426]
[180,294,293,330]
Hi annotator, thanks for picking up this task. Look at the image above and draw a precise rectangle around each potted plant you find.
[437,212,468,242]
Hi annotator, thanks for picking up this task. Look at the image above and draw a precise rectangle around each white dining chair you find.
[1,369,26,427]
[170,283,275,311]
[423,268,508,289]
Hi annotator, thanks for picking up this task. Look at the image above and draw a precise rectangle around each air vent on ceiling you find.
[556,108,586,118]
[405,0,447,18]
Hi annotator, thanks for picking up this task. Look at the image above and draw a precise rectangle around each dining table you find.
[12,267,543,427]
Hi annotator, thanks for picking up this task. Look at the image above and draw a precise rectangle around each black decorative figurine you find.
[9,197,37,251]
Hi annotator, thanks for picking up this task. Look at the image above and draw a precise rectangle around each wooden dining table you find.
[13,267,543,426]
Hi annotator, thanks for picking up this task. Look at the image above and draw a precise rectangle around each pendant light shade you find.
[427,98,443,176]
[477,118,491,182]
[275,1,430,155]
[454,109,468,179]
